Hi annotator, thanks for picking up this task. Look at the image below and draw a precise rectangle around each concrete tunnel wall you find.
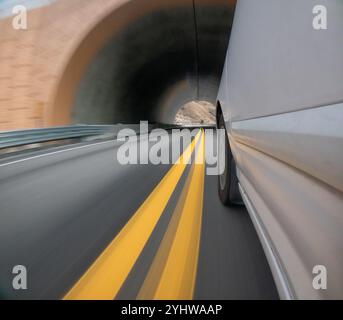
[0,0,235,130]
[53,0,236,125]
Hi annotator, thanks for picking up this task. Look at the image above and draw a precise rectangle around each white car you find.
[216,0,343,300]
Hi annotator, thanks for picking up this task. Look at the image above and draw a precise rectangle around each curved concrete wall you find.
[0,0,235,129]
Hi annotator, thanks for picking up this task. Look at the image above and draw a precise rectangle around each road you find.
[0,129,278,300]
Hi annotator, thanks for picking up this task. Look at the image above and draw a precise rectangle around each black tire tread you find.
[218,113,243,206]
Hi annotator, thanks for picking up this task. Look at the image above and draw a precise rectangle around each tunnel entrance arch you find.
[174,100,216,125]
[51,0,236,126]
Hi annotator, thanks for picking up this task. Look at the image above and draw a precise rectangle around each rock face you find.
[174,101,216,125]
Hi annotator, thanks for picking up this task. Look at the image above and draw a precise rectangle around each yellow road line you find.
[139,129,206,300]
[64,130,202,300]
[137,147,197,299]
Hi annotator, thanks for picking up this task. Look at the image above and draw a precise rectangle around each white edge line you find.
[0,131,154,168]
[0,140,115,168]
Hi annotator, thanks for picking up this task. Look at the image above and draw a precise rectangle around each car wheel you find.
[218,113,243,206]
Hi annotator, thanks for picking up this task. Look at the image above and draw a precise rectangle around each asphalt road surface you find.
[0,129,278,300]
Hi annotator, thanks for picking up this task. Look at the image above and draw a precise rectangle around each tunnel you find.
[51,0,236,126]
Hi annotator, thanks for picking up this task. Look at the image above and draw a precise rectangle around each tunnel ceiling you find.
[54,0,236,125]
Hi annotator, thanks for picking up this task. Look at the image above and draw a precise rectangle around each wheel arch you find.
[216,100,223,128]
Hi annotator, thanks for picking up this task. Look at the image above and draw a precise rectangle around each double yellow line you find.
[65,129,206,300]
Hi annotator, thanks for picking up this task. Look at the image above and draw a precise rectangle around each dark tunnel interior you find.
[57,0,236,125]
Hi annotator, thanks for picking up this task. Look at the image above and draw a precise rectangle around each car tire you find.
[218,113,243,206]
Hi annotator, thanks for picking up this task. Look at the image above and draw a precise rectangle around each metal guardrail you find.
[0,124,216,149]
[0,125,116,149]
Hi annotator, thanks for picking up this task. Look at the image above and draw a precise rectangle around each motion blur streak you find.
[153,129,205,300]
[138,129,205,300]
[64,130,201,300]
[0,0,235,130]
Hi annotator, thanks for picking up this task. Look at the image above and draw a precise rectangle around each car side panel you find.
[222,0,343,122]
[218,0,343,299]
